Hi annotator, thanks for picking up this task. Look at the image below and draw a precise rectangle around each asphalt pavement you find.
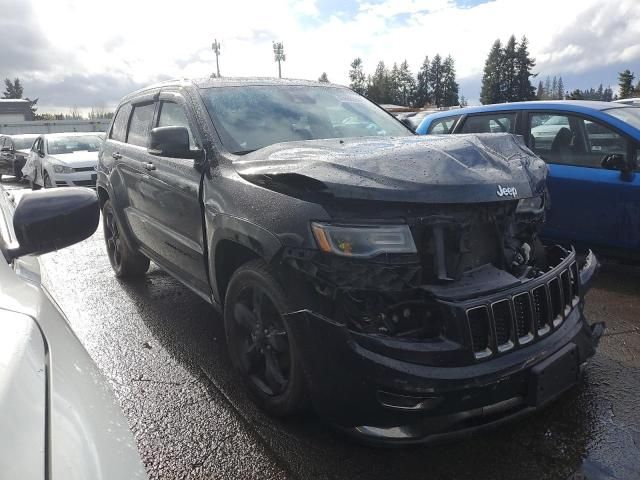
[7,180,638,480]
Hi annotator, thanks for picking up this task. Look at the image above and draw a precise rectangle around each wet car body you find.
[0,186,147,479]
[97,78,603,445]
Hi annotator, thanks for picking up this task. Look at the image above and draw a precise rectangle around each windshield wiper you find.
[233,149,257,155]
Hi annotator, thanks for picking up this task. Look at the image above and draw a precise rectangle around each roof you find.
[4,133,39,139]
[119,77,346,104]
[419,100,638,123]
[0,99,34,119]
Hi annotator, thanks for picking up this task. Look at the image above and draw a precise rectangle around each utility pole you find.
[272,41,285,78]
[212,39,221,77]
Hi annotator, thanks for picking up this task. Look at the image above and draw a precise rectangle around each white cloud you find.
[4,0,640,110]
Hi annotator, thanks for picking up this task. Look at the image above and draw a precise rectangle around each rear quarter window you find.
[110,103,132,142]
[428,116,459,134]
[126,103,155,147]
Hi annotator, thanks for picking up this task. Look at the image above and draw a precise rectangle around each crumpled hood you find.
[234,133,547,204]
[49,151,98,166]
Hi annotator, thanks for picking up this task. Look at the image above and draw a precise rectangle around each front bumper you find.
[284,251,603,445]
[53,171,97,188]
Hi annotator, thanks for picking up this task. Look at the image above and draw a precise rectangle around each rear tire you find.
[102,199,150,278]
[224,259,308,416]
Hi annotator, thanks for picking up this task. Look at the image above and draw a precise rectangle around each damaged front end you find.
[280,199,602,442]
[240,134,603,443]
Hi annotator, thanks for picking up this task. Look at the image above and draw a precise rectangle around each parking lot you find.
[3,178,637,480]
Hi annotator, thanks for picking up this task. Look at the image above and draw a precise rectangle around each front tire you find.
[43,171,53,188]
[224,260,308,416]
[102,199,150,278]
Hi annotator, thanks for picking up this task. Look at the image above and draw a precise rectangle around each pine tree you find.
[367,61,390,104]
[442,55,459,107]
[536,81,544,99]
[2,78,24,99]
[318,72,329,83]
[397,60,416,107]
[348,58,367,95]
[557,77,565,99]
[596,84,604,100]
[389,63,401,104]
[567,89,583,100]
[603,86,613,102]
[414,56,431,107]
[480,39,503,104]
[618,69,635,99]
[544,77,551,100]
[550,76,558,99]
[501,35,518,102]
[459,95,468,107]
[429,54,445,107]
[515,36,536,101]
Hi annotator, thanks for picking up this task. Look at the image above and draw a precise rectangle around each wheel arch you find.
[207,214,283,305]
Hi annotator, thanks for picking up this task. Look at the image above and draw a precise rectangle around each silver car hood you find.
[0,255,147,479]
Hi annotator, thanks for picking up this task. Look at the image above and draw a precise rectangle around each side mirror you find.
[601,153,632,171]
[149,126,191,158]
[3,188,99,261]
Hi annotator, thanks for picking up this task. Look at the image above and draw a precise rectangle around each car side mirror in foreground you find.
[2,188,99,261]
[149,126,192,158]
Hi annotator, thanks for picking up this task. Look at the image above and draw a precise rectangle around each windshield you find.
[605,107,640,130]
[47,135,103,155]
[200,85,411,155]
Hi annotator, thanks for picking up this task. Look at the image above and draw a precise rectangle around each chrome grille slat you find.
[548,277,563,328]
[513,292,534,344]
[491,300,514,352]
[467,306,492,359]
[532,285,551,336]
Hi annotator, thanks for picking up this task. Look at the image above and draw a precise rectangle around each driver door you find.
[527,111,640,252]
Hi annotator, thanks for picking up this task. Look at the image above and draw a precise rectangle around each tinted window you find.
[157,101,195,147]
[111,103,132,142]
[529,113,630,169]
[461,113,516,134]
[428,116,459,134]
[127,103,155,147]
[200,86,410,155]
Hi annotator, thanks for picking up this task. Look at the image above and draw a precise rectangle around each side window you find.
[460,113,516,134]
[428,116,459,134]
[126,103,156,147]
[156,101,196,148]
[529,113,630,169]
[0,137,6,148]
[110,103,132,142]
[583,120,628,156]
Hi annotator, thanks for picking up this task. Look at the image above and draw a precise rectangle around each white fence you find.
[0,119,110,135]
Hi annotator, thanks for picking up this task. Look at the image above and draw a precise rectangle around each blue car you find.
[416,101,640,259]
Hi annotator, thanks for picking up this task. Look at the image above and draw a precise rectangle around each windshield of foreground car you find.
[200,85,412,155]
[47,135,103,155]
[13,137,38,150]
[605,107,640,130]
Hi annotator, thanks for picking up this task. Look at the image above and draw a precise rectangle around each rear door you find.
[526,111,640,251]
[456,111,519,134]
[132,90,209,295]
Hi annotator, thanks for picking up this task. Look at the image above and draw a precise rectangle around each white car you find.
[24,132,104,189]
[0,185,147,479]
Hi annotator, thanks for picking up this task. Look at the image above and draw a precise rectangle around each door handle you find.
[112,152,122,160]
[144,162,156,171]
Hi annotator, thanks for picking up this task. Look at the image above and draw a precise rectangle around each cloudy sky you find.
[1,0,639,113]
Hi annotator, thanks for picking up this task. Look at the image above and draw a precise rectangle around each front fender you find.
[206,210,282,303]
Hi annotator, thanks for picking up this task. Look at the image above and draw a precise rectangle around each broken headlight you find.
[311,223,417,258]
[516,194,544,214]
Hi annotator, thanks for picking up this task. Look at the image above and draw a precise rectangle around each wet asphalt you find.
[7,179,639,480]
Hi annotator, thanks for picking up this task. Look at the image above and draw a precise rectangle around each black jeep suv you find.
[97,78,603,444]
